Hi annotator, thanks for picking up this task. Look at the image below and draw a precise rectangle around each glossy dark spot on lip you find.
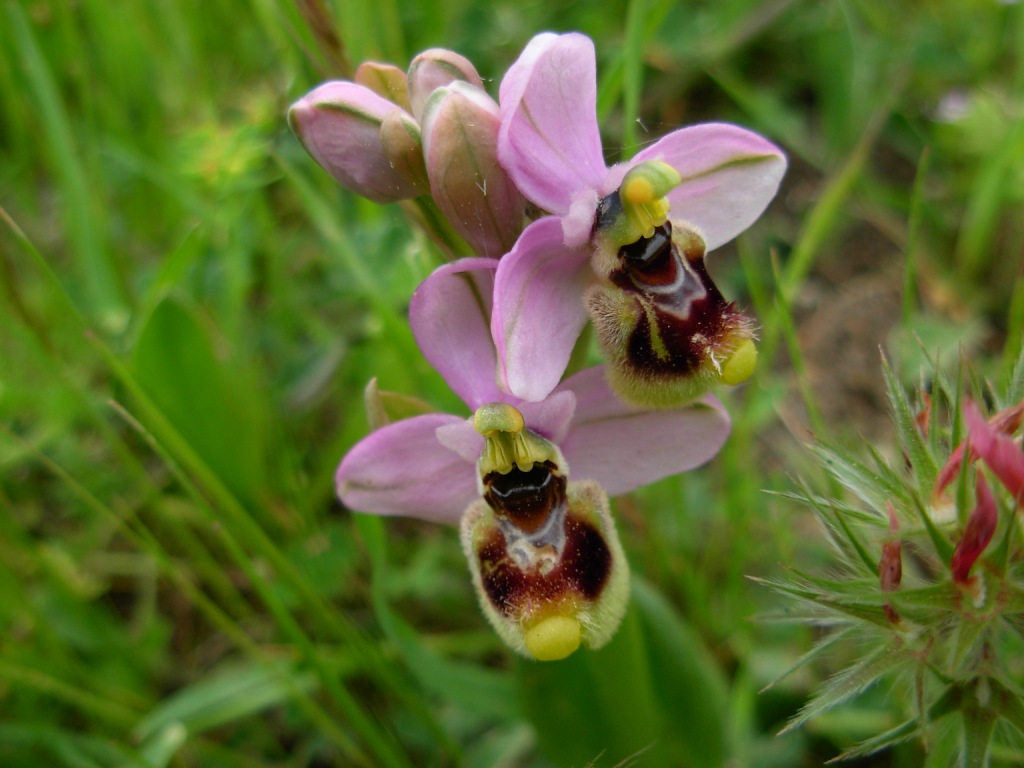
[476,515,612,617]
[619,223,676,287]
[483,461,566,534]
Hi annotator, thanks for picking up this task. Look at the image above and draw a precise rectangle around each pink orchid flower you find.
[336,257,731,524]
[491,32,787,401]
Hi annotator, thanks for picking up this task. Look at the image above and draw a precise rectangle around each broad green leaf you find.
[356,514,517,726]
[132,296,266,501]
[631,578,729,767]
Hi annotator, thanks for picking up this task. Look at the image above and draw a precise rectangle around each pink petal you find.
[622,123,787,251]
[410,258,502,409]
[436,418,484,465]
[336,414,476,524]
[288,81,421,203]
[498,32,607,215]
[491,217,592,402]
[519,390,577,445]
[556,367,731,495]
[967,401,1024,503]
[951,474,998,583]
[563,187,601,248]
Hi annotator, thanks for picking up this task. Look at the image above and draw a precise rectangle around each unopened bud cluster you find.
[290,49,524,257]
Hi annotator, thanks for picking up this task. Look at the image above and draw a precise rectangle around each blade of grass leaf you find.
[900,147,931,334]
[0,659,139,731]
[100,395,411,768]
[770,250,829,441]
[0,422,367,761]
[6,2,128,324]
[620,0,649,157]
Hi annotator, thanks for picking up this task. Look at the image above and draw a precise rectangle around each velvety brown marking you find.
[483,461,566,534]
[476,516,612,617]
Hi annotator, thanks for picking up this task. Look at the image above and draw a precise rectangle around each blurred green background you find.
[1,0,1022,765]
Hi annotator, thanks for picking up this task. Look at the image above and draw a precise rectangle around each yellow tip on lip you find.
[524,615,581,661]
[721,339,758,386]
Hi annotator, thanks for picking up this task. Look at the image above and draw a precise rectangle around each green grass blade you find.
[5,2,127,324]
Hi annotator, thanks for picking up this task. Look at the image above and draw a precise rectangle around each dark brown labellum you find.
[476,515,612,618]
[482,460,566,534]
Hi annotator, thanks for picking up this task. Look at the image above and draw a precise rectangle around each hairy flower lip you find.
[461,478,630,659]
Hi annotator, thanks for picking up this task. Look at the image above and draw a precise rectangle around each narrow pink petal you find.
[623,123,787,251]
[557,367,731,495]
[498,32,607,215]
[519,390,577,445]
[951,474,998,583]
[967,401,1024,503]
[491,217,592,401]
[289,81,421,202]
[337,414,476,524]
[935,441,970,499]
[410,258,502,409]
[562,187,601,248]
[436,418,484,465]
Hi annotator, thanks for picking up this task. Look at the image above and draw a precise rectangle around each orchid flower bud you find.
[586,206,758,408]
[461,403,629,661]
[421,83,526,258]
[407,48,484,121]
[379,109,428,195]
[354,61,412,113]
[288,81,422,203]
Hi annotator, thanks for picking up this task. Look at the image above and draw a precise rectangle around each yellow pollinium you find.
[599,161,682,250]
[620,160,680,204]
[524,615,581,661]
[473,402,525,436]
[621,174,657,206]
[473,402,561,476]
[721,339,758,386]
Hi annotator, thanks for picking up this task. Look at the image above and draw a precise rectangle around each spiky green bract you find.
[766,351,1024,765]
